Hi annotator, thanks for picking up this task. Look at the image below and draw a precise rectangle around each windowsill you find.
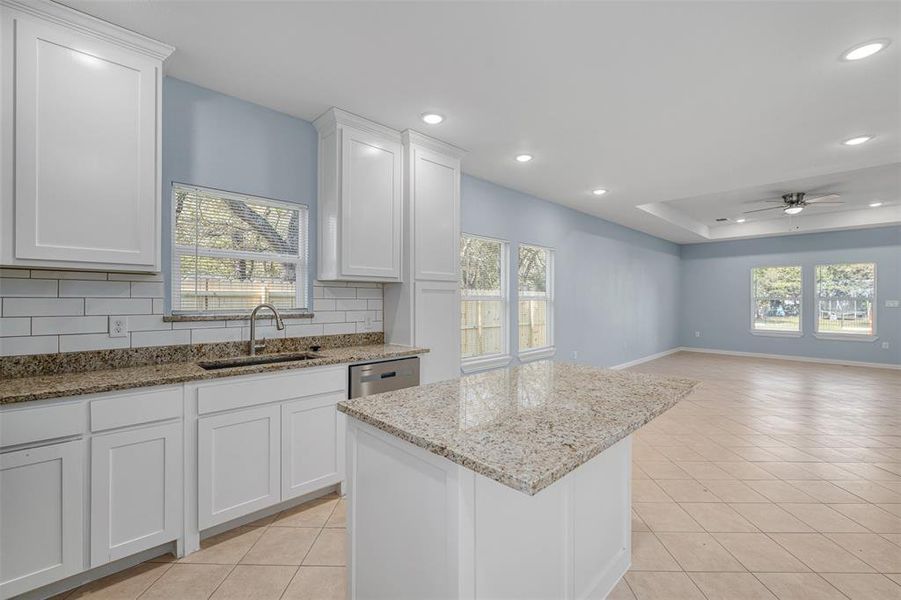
[164,311,314,323]
[749,329,803,338]
[813,333,879,342]
[461,354,514,374]
[518,346,556,362]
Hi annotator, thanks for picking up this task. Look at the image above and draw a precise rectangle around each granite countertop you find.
[338,361,699,495]
[0,344,427,405]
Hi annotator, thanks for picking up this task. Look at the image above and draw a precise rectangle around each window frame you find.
[170,183,309,316]
[460,233,512,373]
[517,243,555,361]
[749,265,804,338]
[812,262,878,342]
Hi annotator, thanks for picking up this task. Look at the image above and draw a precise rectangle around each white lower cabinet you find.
[0,440,84,600]
[198,405,282,530]
[282,392,346,500]
[90,422,182,567]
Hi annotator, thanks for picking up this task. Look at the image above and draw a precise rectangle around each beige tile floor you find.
[52,352,900,599]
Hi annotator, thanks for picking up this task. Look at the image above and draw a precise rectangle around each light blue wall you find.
[162,77,318,310]
[461,175,682,368]
[679,226,901,365]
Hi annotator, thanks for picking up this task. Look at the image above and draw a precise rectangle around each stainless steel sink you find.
[197,352,321,371]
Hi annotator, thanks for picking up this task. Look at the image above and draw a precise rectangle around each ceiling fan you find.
[744,192,843,216]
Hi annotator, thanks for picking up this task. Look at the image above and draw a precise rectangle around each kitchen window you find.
[460,234,510,370]
[171,184,308,315]
[518,244,554,359]
[751,266,802,336]
[814,263,876,340]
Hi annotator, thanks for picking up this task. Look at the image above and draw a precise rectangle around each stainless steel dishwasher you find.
[349,357,420,398]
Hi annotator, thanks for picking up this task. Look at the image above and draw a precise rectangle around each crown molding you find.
[313,107,401,142]
[1,0,174,61]
[402,129,466,159]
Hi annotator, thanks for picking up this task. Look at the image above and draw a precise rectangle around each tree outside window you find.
[460,235,507,359]
[518,245,553,352]
[815,263,876,335]
[751,266,802,332]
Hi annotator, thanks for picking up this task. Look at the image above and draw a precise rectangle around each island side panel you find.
[346,418,632,600]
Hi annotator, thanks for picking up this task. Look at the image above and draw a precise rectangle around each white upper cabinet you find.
[0,0,173,272]
[315,108,403,281]
[406,132,463,282]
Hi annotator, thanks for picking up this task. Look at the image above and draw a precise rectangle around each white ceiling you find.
[64,0,901,243]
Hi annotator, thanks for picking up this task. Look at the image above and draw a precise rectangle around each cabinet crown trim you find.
[402,129,467,159]
[2,0,175,60]
[313,107,401,142]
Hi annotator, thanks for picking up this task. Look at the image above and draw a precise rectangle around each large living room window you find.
[751,266,802,335]
[460,234,509,369]
[517,244,554,359]
[172,184,308,315]
[814,263,876,339]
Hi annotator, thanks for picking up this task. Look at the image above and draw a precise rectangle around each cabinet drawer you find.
[197,367,346,415]
[0,403,82,448]
[90,387,182,432]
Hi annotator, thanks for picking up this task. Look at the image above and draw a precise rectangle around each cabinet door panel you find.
[341,128,402,279]
[282,392,345,500]
[90,423,181,566]
[415,282,461,384]
[413,148,460,281]
[14,18,158,268]
[198,405,280,530]
[0,440,83,599]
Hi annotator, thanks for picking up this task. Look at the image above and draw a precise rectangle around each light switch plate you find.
[885,300,900,308]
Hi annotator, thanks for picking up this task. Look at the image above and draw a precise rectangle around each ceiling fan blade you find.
[807,201,843,205]
[806,194,841,203]
[743,206,784,214]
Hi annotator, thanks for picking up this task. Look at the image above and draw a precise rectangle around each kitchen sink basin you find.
[197,352,321,370]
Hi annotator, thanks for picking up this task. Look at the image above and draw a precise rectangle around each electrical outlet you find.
[363,313,373,332]
[695,331,701,338]
[571,350,579,360]
[109,316,128,338]
[882,341,891,350]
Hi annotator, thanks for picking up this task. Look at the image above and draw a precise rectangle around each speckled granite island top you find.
[338,361,698,495]
[0,344,427,404]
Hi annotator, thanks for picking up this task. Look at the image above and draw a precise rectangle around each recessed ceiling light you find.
[592,188,607,196]
[784,206,804,215]
[843,136,873,146]
[869,201,884,208]
[515,154,533,163]
[843,40,890,61]
[735,218,747,223]
[420,112,444,125]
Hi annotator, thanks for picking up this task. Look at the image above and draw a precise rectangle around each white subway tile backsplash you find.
[0,317,31,337]
[131,282,165,297]
[336,298,367,311]
[3,298,83,317]
[0,270,383,355]
[356,287,383,298]
[1,335,58,356]
[108,272,164,282]
[0,278,58,297]
[190,327,243,344]
[0,268,30,278]
[123,315,171,332]
[32,316,108,335]
[59,280,130,298]
[285,323,324,338]
[321,286,357,299]
[59,333,130,353]
[130,329,191,348]
[85,298,153,315]
[323,322,355,335]
[31,270,107,280]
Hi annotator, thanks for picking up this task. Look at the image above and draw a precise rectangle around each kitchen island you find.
[338,360,698,600]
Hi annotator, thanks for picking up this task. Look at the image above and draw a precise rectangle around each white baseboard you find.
[677,346,901,370]
[609,347,682,370]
